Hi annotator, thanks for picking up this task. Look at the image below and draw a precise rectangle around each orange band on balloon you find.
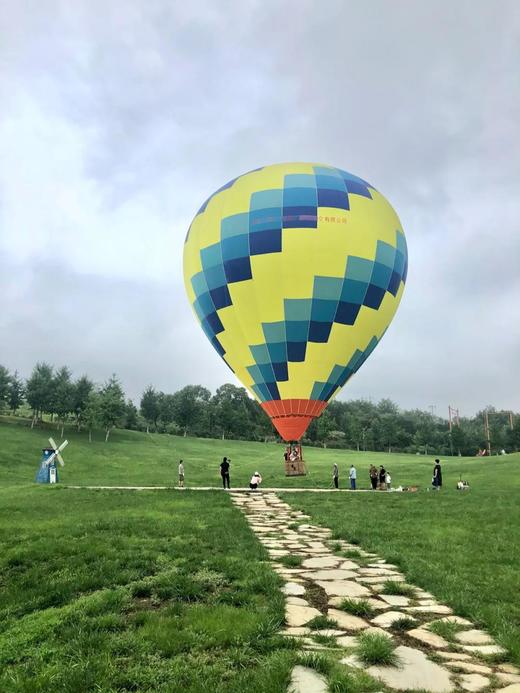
[261,399,327,441]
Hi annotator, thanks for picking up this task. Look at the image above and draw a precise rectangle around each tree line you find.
[0,362,518,454]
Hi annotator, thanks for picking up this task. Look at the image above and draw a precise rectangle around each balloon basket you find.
[285,458,306,476]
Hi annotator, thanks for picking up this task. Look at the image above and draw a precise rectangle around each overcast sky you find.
[1,0,519,416]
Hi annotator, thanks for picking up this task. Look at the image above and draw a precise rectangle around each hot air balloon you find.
[183,163,407,442]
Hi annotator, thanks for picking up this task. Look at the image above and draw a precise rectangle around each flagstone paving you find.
[230,491,518,691]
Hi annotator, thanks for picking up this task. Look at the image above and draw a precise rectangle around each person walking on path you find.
[385,469,392,491]
[178,460,185,488]
[432,459,443,490]
[249,471,262,490]
[369,464,378,490]
[220,457,231,489]
[379,465,386,490]
[332,463,339,489]
[349,464,357,490]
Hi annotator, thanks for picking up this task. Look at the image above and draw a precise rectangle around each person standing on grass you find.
[220,456,231,489]
[432,459,442,490]
[332,462,339,489]
[349,464,357,490]
[379,465,386,490]
[178,460,185,488]
[369,464,378,490]
[385,469,392,491]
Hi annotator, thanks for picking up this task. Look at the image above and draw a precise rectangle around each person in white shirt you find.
[349,464,357,490]
[178,460,185,488]
[249,472,262,490]
[385,471,392,490]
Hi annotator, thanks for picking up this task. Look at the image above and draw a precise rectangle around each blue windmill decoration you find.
[35,437,68,484]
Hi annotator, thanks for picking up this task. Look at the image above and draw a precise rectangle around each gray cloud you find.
[1,0,519,415]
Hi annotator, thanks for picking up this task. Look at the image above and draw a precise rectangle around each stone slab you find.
[459,673,490,691]
[366,645,454,692]
[436,651,472,661]
[302,569,358,581]
[316,580,371,598]
[288,665,328,693]
[406,605,453,615]
[443,661,492,674]
[282,582,306,596]
[378,594,411,607]
[496,674,520,685]
[336,634,358,648]
[328,596,388,610]
[496,686,520,693]
[285,604,322,627]
[463,644,506,655]
[301,556,341,569]
[455,629,493,645]
[371,611,415,628]
[407,627,449,649]
[327,608,369,632]
[286,597,310,606]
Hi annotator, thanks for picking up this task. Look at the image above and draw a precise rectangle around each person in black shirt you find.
[432,459,442,490]
[379,465,386,490]
[220,457,231,489]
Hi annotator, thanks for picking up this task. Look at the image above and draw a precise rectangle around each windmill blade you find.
[56,440,68,466]
[49,437,58,451]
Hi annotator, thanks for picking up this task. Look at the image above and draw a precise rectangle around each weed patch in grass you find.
[389,617,417,632]
[427,620,464,642]
[312,633,338,647]
[278,554,304,568]
[381,580,416,597]
[307,615,338,630]
[356,631,399,666]
[341,549,363,559]
[338,598,375,618]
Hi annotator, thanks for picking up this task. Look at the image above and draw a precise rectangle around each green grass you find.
[1,419,520,686]
[356,631,399,666]
[282,466,520,664]
[381,580,417,597]
[389,616,417,632]
[278,554,304,568]
[1,418,510,490]
[307,615,338,630]
[337,598,375,618]
[0,486,295,692]
[427,619,464,642]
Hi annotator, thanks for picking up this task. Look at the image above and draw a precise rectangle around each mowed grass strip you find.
[0,487,295,692]
[282,471,520,665]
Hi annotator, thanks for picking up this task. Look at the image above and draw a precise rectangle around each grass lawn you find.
[0,486,297,692]
[0,418,512,491]
[1,419,519,687]
[282,468,520,664]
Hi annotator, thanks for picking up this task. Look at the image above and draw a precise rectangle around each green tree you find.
[83,391,101,443]
[8,370,25,414]
[25,362,54,425]
[0,366,10,411]
[53,366,74,437]
[172,385,211,436]
[316,411,335,447]
[99,375,126,442]
[73,376,94,431]
[212,384,250,439]
[140,385,160,433]
[124,400,139,430]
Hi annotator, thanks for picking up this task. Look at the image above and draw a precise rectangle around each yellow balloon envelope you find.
[183,163,407,440]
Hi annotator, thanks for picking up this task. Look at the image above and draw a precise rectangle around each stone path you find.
[230,491,519,693]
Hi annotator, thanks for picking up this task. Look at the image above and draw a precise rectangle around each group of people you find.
[332,463,392,490]
[177,457,262,491]
[369,464,392,490]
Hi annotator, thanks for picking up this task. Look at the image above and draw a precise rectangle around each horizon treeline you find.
[0,362,518,455]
